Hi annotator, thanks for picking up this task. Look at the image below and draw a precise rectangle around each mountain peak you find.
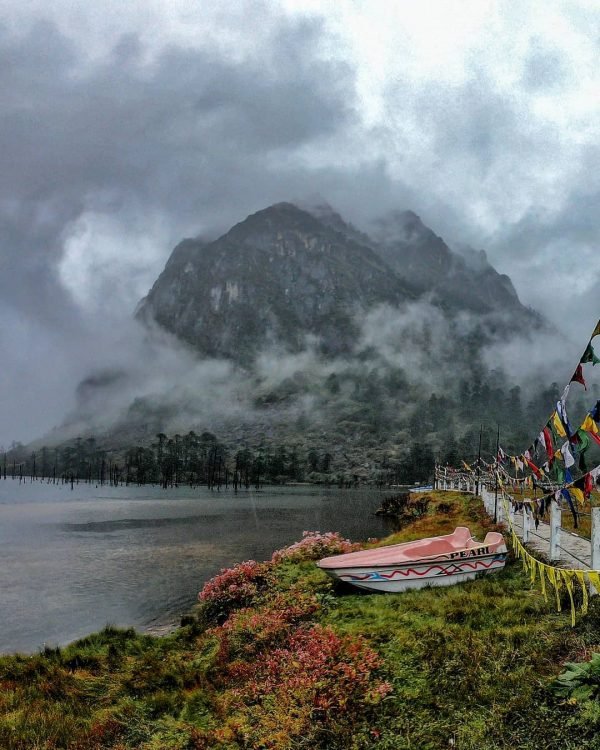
[137,200,543,363]
[137,202,411,363]
[369,209,439,247]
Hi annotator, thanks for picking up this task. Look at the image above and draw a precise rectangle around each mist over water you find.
[0,481,391,654]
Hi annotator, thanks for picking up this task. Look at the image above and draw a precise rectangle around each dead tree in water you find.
[40,447,49,481]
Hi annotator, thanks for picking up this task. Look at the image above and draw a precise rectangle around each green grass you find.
[2,491,600,748]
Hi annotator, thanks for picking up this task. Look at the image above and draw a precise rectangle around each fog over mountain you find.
[27,200,581,479]
[1,1,598,447]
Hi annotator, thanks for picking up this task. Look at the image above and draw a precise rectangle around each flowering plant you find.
[216,589,320,663]
[271,531,360,564]
[198,560,272,623]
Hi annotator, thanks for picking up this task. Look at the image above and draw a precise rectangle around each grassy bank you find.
[2,491,600,749]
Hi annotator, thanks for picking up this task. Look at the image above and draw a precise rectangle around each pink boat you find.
[317,527,507,592]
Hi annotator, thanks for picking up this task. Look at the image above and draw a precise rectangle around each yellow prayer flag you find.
[570,487,585,506]
[547,567,561,611]
[592,320,600,339]
[552,411,567,438]
[561,571,576,627]
[582,415,599,435]
[530,556,538,585]
[539,563,548,601]
[588,571,600,596]
[575,570,589,615]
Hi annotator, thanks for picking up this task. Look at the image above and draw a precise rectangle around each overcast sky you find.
[1,0,599,446]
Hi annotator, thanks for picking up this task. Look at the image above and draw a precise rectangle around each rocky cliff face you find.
[323,206,538,322]
[136,202,416,363]
[136,201,542,363]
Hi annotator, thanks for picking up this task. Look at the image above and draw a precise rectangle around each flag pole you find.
[475,424,482,497]
[494,424,500,523]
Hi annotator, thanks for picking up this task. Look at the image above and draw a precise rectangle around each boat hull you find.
[322,553,507,592]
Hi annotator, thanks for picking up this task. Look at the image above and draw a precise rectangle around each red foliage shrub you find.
[271,531,360,564]
[215,590,321,664]
[198,560,272,623]
[217,624,392,749]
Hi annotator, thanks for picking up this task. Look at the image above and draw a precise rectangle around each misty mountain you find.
[137,202,542,362]
[315,203,541,324]
[136,202,417,363]
[20,199,568,484]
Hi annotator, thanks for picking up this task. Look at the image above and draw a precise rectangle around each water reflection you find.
[0,481,389,653]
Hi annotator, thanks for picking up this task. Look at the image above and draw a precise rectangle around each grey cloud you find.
[0,12,359,445]
[1,4,598,447]
[375,53,599,337]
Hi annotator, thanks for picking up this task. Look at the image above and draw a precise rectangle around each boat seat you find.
[448,527,472,548]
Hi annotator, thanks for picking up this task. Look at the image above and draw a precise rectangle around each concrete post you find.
[591,507,600,571]
[550,500,561,562]
[522,506,530,543]
[509,502,515,525]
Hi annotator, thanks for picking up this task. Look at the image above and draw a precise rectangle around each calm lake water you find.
[0,480,392,654]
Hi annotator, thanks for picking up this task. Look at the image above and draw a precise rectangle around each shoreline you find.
[0,490,589,750]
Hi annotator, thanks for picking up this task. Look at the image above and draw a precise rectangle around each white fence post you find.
[589,507,600,596]
[482,488,490,515]
[550,500,561,561]
[522,506,530,543]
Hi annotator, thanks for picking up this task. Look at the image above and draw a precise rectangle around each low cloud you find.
[1,2,599,445]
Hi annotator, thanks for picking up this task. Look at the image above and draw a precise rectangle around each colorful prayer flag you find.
[570,487,585,507]
[525,457,543,479]
[571,364,587,389]
[542,426,554,461]
[581,343,600,365]
[582,415,599,435]
[560,442,576,468]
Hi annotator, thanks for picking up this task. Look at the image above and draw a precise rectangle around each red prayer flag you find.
[571,364,587,389]
[542,426,554,462]
[587,430,600,448]
[525,458,542,479]
[585,472,594,500]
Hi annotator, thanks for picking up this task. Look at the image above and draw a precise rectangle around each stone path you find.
[438,484,594,571]
[509,511,592,571]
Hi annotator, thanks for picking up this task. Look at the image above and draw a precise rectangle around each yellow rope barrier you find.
[500,492,592,626]
[435,466,600,625]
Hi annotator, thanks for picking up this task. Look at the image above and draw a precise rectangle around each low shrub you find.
[217,623,392,749]
[215,589,321,663]
[271,531,359,564]
[198,560,273,623]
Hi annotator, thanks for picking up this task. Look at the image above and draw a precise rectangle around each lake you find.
[0,480,392,654]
